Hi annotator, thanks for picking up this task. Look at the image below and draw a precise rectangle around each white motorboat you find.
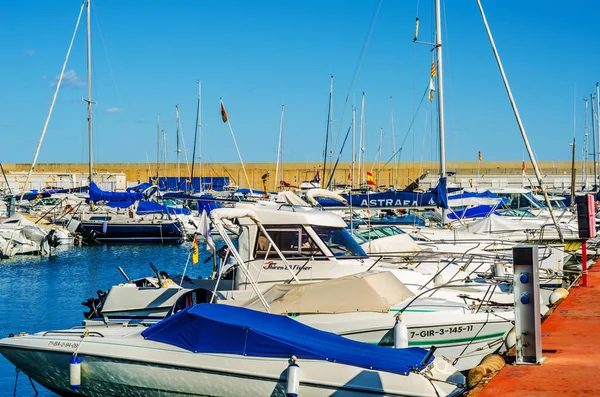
[211,271,515,371]
[0,214,65,257]
[0,304,466,396]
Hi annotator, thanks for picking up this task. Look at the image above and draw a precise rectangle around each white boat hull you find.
[0,330,465,397]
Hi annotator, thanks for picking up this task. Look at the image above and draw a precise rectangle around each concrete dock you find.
[473,263,600,396]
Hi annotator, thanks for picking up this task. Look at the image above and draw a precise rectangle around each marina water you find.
[0,243,213,396]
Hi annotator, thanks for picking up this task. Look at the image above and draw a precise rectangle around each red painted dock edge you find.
[475,261,600,397]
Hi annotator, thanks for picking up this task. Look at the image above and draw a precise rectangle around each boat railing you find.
[42,330,105,338]
[396,281,510,316]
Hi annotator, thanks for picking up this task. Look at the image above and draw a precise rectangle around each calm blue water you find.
[0,243,213,396]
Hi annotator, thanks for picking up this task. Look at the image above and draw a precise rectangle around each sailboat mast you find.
[359,92,365,187]
[584,98,589,190]
[390,96,396,188]
[434,0,447,224]
[322,75,333,187]
[593,93,598,190]
[328,74,334,177]
[274,105,285,191]
[163,130,167,187]
[86,0,94,183]
[175,105,181,189]
[476,0,564,242]
[199,82,203,192]
[281,105,284,190]
[156,115,161,182]
[570,89,576,211]
[378,127,383,186]
[191,81,201,192]
[597,83,600,187]
[351,106,356,190]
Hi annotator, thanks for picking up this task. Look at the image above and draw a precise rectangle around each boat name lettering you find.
[262,263,312,271]
[359,198,435,207]
[410,325,474,338]
[48,340,80,349]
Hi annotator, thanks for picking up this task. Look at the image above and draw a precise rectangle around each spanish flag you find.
[522,161,527,172]
[192,235,199,265]
[366,171,376,186]
[221,102,228,123]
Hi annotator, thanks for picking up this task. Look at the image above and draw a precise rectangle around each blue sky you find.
[1,0,600,166]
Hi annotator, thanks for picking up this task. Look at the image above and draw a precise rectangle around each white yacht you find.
[0,304,466,397]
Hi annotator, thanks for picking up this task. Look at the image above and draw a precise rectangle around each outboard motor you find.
[82,289,106,319]
[46,229,61,248]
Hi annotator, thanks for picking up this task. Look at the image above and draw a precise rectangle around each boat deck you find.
[473,260,600,397]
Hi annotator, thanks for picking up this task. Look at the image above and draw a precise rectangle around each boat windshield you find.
[312,226,367,257]
[355,226,405,241]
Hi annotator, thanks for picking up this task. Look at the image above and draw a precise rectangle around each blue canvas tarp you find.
[141,304,432,376]
[319,178,449,209]
[89,182,143,204]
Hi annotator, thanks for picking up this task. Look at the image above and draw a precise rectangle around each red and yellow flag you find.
[192,235,199,264]
[522,161,527,172]
[366,171,376,186]
[220,103,228,123]
[430,61,436,78]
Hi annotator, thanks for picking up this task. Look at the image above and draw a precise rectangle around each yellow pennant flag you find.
[192,235,199,264]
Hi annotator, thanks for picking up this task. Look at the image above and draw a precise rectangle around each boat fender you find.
[466,353,505,389]
[393,314,409,348]
[69,354,81,393]
[503,327,516,351]
[493,262,505,277]
[286,356,299,397]
[549,287,569,306]
[101,221,108,234]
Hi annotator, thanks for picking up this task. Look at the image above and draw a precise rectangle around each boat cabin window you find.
[312,226,367,257]
[256,226,324,258]
[89,216,112,221]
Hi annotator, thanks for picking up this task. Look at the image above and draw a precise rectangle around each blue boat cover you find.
[89,182,143,204]
[319,178,449,209]
[141,304,432,376]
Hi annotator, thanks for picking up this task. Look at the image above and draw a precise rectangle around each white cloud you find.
[25,49,35,56]
[52,69,85,88]
[105,107,125,114]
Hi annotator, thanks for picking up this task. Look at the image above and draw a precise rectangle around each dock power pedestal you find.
[512,244,545,365]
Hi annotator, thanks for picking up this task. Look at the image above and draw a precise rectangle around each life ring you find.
[63,205,73,214]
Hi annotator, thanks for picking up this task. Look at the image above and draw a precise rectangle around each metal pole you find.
[597,83,600,188]
[582,238,588,287]
[156,115,161,183]
[359,92,366,188]
[351,106,356,190]
[175,105,181,190]
[86,0,94,183]
[570,139,576,211]
[476,0,564,242]
[0,162,12,194]
[390,96,397,188]
[434,0,447,225]
[584,99,589,190]
[592,94,598,190]
[191,81,201,191]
